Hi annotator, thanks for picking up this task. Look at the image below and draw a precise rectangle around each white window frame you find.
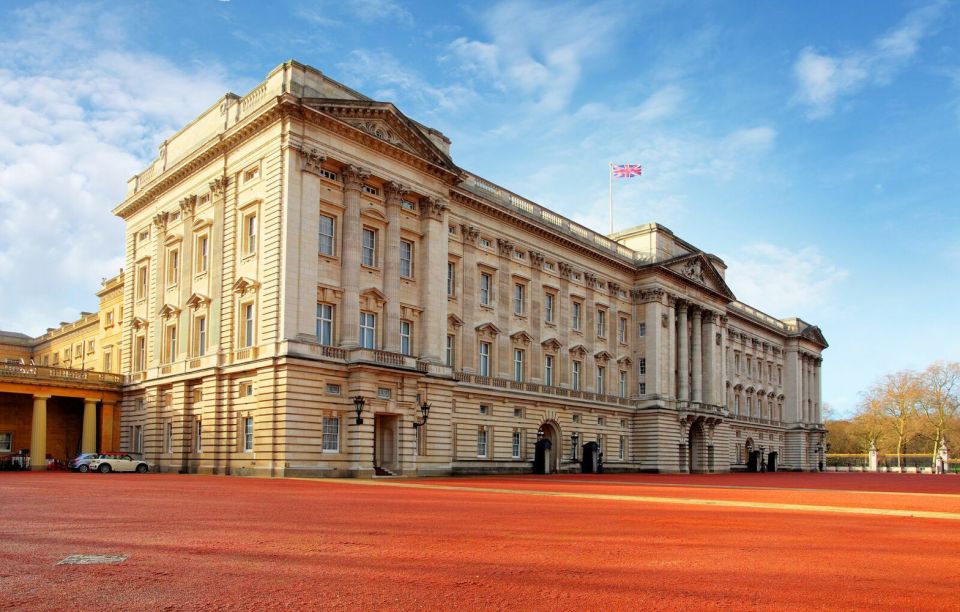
[400,240,414,278]
[400,320,412,356]
[360,312,377,349]
[477,427,488,458]
[445,334,455,367]
[511,430,521,459]
[196,234,209,274]
[316,303,334,346]
[479,273,491,306]
[618,317,627,343]
[243,417,254,452]
[319,214,336,256]
[194,316,207,357]
[513,283,525,315]
[639,322,646,337]
[479,342,491,377]
[596,365,606,394]
[619,370,627,398]
[241,302,255,348]
[639,358,646,375]
[0,432,12,454]
[544,293,555,323]
[361,228,377,267]
[513,349,524,382]
[322,416,340,452]
[572,301,582,331]
[544,355,554,386]
[596,308,606,338]
[447,262,456,296]
[572,361,582,390]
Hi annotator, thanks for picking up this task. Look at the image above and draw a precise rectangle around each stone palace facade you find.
[98,61,826,476]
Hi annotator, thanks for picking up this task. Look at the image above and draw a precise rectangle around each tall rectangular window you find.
[316,303,334,346]
[133,425,143,453]
[445,334,455,367]
[513,283,525,315]
[242,303,255,348]
[103,349,112,372]
[243,417,254,452]
[243,213,257,256]
[319,214,336,256]
[321,416,340,451]
[735,353,741,374]
[167,249,179,287]
[544,355,554,386]
[477,427,488,457]
[544,293,555,323]
[618,317,627,343]
[400,321,412,356]
[639,322,646,337]
[196,234,209,273]
[735,395,741,414]
[619,436,626,460]
[195,316,206,356]
[165,421,173,454]
[361,228,377,267]
[512,431,521,459]
[639,358,646,375]
[619,370,627,398]
[136,265,148,300]
[596,309,606,338]
[195,420,203,452]
[479,273,491,305]
[360,312,376,349]
[136,336,146,371]
[400,240,414,277]
[572,302,582,331]
[166,325,178,363]
[447,262,456,296]
[639,382,646,394]
[572,361,582,390]
[479,342,491,377]
[513,349,525,382]
[596,365,606,394]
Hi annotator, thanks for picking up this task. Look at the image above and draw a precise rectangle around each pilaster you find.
[339,165,368,349]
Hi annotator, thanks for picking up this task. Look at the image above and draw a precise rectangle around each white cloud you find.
[346,0,413,25]
[632,85,685,122]
[792,2,946,119]
[0,4,229,336]
[723,244,848,316]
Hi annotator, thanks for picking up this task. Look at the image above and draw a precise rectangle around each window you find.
[134,398,145,412]
[166,325,178,363]
[479,238,492,248]
[513,349,525,382]
[544,293,555,323]
[512,431,521,459]
[320,168,338,182]
[513,250,524,260]
[572,361,582,390]
[194,316,206,356]
[316,303,334,346]
[598,416,606,426]
[378,388,391,400]
[479,342,491,376]
[243,417,254,452]
[103,349,112,372]
[243,165,260,182]
[513,408,524,418]
[314,214,336,258]
[596,309,606,338]
[0,432,12,453]
[513,283,525,315]
[326,383,341,395]
[620,418,627,428]
[734,395,741,414]
[735,353,741,374]
[596,365,606,394]
[323,417,340,452]
[639,382,646,394]
[544,355,554,386]
[400,240,414,277]
[448,225,457,235]
[360,312,377,349]
[639,322,646,337]
[240,382,254,397]
[135,336,146,371]
[619,371,627,398]
[447,262,456,296]
[400,321,412,356]
[195,234,209,273]
[778,366,783,385]
[572,302,582,331]
[136,265,148,300]
[639,358,646,375]
[573,414,581,424]
[479,405,489,415]
[241,303,255,348]
[133,425,143,453]
[477,427,488,457]
[479,273,492,306]
[166,249,179,286]
[445,334,455,367]
[619,436,626,460]
[243,212,257,256]
[362,184,379,196]
[165,421,173,454]
[361,228,377,267]
[747,356,752,377]
[619,317,627,343]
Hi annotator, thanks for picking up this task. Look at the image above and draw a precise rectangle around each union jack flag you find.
[611,163,642,178]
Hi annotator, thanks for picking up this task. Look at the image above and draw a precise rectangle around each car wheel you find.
[135,463,148,474]
[78,464,89,473]
[98,463,111,473]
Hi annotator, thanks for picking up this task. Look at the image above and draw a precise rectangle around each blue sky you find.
[1,0,958,416]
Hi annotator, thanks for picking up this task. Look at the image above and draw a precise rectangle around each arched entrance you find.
[534,421,561,474]
[688,420,707,473]
[745,438,760,472]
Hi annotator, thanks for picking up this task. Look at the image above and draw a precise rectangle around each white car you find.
[88,453,150,474]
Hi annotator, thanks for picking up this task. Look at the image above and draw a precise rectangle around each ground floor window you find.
[477,426,488,457]
[133,425,143,453]
[243,417,254,452]
[511,430,521,459]
[619,436,626,460]
[0,432,12,453]
[322,416,340,452]
[195,420,203,453]
[165,422,173,454]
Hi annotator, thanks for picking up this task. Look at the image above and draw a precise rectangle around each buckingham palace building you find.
[105,60,827,477]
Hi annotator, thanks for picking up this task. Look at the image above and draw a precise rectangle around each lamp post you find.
[352,395,366,425]
[413,399,431,429]
[572,432,579,461]
[816,442,824,472]
[536,428,544,442]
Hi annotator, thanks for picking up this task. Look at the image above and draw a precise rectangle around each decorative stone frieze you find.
[297,146,326,175]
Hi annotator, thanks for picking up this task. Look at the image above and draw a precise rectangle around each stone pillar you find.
[814,357,822,423]
[339,165,368,349]
[583,274,597,391]
[496,239,514,378]
[719,315,729,409]
[178,195,197,347]
[702,312,716,406]
[383,182,405,353]
[641,289,664,396]
[803,356,811,422]
[31,394,50,470]
[529,252,545,382]
[666,295,676,399]
[82,398,98,454]
[691,307,703,404]
[419,197,449,363]
[100,402,118,452]
[677,302,689,401]
[460,225,480,372]
[558,263,572,387]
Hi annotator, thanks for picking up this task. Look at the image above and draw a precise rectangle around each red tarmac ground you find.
[1,471,959,610]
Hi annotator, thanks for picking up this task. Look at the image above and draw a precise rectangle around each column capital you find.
[418,196,447,222]
[342,164,370,190]
[383,180,409,203]
[497,238,515,257]
[529,250,545,267]
[460,224,481,244]
[557,261,573,279]
[297,145,326,175]
[208,175,228,198]
[179,194,197,218]
[32,394,52,400]
[83,397,100,404]
[690,305,703,319]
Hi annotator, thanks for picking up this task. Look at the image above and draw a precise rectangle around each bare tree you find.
[917,362,960,466]
[868,370,922,468]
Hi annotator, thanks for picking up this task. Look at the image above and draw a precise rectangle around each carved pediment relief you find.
[798,325,829,348]
[158,303,180,320]
[541,337,562,351]
[131,316,149,330]
[233,277,260,295]
[317,284,343,303]
[594,350,613,364]
[475,322,502,340]
[569,344,587,358]
[447,313,464,328]
[662,252,735,300]
[510,330,533,345]
[360,287,387,310]
[402,304,423,321]
[186,293,210,310]
[617,355,633,367]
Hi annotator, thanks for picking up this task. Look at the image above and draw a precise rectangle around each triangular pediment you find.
[475,322,502,337]
[302,99,460,175]
[799,325,829,348]
[617,355,633,367]
[541,337,562,350]
[447,314,464,328]
[661,252,735,300]
[510,330,533,345]
[569,344,587,357]
[131,316,149,330]
[233,277,260,295]
[158,303,180,319]
[186,293,210,310]
[594,350,613,363]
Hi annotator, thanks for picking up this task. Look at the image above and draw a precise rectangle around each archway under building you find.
[534,421,561,474]
[688,420,707,474]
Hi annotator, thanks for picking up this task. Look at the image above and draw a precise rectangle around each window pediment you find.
[569,344,587,357]
[186,293,210,310]
[510,330,533,345]
[360,287,387,310]
[233,277,260,295]
[158,303,180,320]
[475,322,502,340]
[541,337,561,351]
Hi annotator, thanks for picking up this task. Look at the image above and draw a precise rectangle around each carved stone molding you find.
[297,146,326,175]
[682,258,705,283]
[608,281,621,295]
[557,262,573,279]
[418,196,447,222]
[497,238,515,257]
[383,180,409,204]
[639,288,665,304]
[209,176,228,198]
[583,272,598,286]
[528,251,545,267]
[460,224,481,244]
[179,195,197,218]
[152,211,169,232]
[341,164,370,190]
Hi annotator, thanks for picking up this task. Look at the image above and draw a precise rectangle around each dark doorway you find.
[747,450,761,472]
[767,451,778,473]
[533,438,553,474]
[581,441,599,473]
[688,421,706,473]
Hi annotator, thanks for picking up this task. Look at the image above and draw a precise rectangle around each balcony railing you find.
[0,363,122,386]
[453,371,634,407]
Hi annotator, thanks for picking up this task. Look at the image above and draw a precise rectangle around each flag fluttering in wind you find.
[611,163,643,178]
[608,163,643,234]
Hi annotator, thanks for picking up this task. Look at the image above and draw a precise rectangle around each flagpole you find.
[608,162,613,235]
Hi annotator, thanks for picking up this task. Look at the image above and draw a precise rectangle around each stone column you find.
[815,358,823,423]
[100,402,118,452]
[460,225,481,373]
[702,311,716,406]
[691,306,703,404]
[719,315,729,409]
[529,251,544,382]
[666,295,676,399]
[677,302,689,401]
[496,239,514,377]
[419,197,449,363]
[82,398,98,454]
[802,356,810,422]
[178,195,197,347]
[583,274,597,391]
[558,262,572,387]
[383,182,405,353]
[339,165,369,349]
[640,289,664,396]
[31,394,50,470]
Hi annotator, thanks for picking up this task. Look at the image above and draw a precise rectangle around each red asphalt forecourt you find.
[2,472,959,610]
